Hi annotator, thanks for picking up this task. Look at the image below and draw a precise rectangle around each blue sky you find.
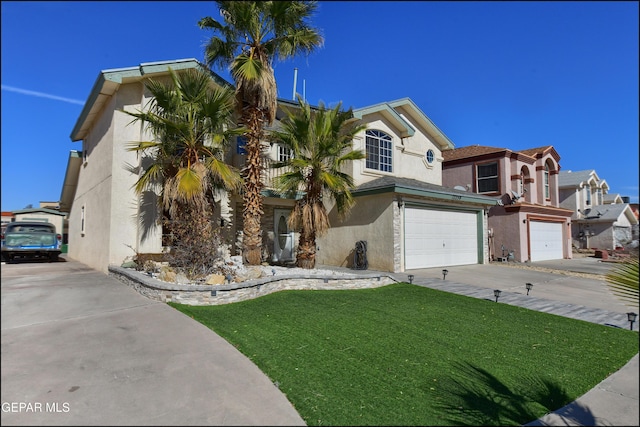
[1,1,638,211]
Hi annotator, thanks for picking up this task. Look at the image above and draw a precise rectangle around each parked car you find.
[1,222,62,262]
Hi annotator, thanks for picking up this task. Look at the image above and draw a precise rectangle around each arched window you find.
[365,130,393,172]
[544,163,550,199]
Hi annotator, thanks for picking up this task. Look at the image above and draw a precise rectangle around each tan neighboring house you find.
[62,58,498,274]
[10,208,67,238]
[442,145,574,263]
[558,169,638,250]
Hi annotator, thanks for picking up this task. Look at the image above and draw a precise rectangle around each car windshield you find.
[8,224,55,233]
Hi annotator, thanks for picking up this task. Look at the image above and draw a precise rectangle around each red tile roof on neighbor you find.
[441,145,509,161]
[1,211,14,217]
[442,145,560,163]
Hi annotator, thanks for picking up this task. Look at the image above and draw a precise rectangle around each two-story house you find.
[442,145,574,263]
[558,169,638,251]
[61,58,498,274]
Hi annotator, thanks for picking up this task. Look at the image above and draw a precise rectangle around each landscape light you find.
[442,269,448,280]
[525,283,533,295]
[627,312,637,331]
[494,289,502,303]
[408,274,414,284]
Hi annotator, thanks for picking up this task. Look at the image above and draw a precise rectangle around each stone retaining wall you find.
[108,265,397,306]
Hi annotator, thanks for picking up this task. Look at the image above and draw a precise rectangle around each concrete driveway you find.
[1,257,305,426]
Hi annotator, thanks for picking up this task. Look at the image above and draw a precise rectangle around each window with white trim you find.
[476,162,499,193]
[365,130,392,172]
[278,145,293,162]
[544,164,550,199]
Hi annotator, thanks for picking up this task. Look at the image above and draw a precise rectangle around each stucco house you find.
[10,208,67,239]
[61,58,498,274]
[558,169,638,250]
[442,145,574,263]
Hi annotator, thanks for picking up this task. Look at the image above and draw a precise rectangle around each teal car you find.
[1,222,62,262]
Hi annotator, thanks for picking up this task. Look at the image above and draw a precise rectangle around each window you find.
[544,164,550,199]
[365,130,393,172]
[81,205,86,235]
[585,185,591,206]
[476,162,498,193]
[278,145,293,162]
[519,171,525,195]
[425,149,435,164]
[236,136,247,155]
[596,188,602,205]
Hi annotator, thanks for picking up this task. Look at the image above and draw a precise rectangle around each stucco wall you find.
[350,114,444,187]
[316,193,395,272]
[67,92,117,273]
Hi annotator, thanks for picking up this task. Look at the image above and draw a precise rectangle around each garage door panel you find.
[405,208,478,269]
[530,221,563,262]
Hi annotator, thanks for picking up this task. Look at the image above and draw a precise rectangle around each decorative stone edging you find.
[108,265,398,306]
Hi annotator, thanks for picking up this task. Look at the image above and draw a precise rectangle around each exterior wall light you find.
[408,274,414,284]
[494,289,502,303]
[525,283,533,295]
[442,269,448,280]
[627,312,637,331]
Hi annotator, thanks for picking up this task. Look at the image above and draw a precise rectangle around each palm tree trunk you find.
[242,107,266,265]
[296,229,316,269]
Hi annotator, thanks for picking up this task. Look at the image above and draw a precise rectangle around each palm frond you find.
[605,258,639,305]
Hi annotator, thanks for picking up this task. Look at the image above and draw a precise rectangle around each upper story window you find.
[595,188,602,205]
[365,130,392,173]
[519,171,525,195]
[425,149,435,164]
[585,184,591,206]
[544,164,550,199]
[236,136,247,155]
[278,145,293,162]
[476,162,498,193]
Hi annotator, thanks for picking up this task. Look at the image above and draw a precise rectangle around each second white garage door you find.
[530,221,563,262]
[404,207,479,269]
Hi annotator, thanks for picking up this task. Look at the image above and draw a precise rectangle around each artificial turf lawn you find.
[169,283,639,426]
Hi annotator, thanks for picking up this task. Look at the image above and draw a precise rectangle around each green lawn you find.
[169,283,639,426]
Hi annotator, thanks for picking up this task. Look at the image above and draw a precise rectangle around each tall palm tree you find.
[270,97,366,269]
[123,67,243,269]
[198,1,323,265]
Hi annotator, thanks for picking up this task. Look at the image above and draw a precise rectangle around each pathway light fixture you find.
[442,269,448,280]
[494,289,502,303]
[526,283,533,295]
[627,312,637,331]
[408,274,414,284]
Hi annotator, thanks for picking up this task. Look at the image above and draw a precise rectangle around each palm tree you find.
[269,97,366,269]
[605,257,639,306]
[198,1,323,265]
[123,67,243,274]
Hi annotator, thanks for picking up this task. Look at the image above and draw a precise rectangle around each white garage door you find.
[404,207,479,269]
[530,221,563,262]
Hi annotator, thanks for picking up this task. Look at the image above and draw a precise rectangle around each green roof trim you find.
[70,59,232,142]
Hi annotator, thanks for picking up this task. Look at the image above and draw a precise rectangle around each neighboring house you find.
[1,211,14,234]
[442,145,574,263]
[558,169,638,250]
[62,58,498,274]
[11,208,67,239]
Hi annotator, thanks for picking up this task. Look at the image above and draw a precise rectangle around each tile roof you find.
[441,145,508,161]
